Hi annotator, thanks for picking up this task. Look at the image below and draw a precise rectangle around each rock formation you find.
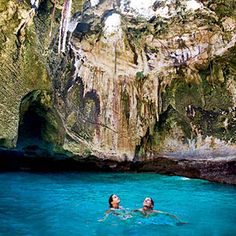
[0,0,236,184]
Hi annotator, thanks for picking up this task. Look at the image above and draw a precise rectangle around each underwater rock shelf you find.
[0,149,235,185]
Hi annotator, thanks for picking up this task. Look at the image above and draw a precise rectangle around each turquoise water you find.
[0,172,235,236]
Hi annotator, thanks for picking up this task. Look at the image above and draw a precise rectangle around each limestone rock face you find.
[0,0,51,147]
[1,0,236,162]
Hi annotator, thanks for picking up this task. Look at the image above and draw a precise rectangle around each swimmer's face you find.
[143,197,153,208]
[111,194,120,205]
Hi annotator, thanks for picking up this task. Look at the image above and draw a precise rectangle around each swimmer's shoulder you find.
[119,206,125,210]
[106,206,125,213]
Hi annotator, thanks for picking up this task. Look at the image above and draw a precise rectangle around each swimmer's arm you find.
[98,213,109,222]
[157,210,179,219]
[158,211,188,224]
[105,209,111,214]
[98,210,111,222]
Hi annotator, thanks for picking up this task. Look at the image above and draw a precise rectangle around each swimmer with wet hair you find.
[142,197,155,212]
[134,197,187,225]
[108,194,123,210]
[133,197,156,215]
[98,194,128,222]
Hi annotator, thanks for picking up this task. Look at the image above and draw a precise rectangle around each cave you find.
[17,90,63,155]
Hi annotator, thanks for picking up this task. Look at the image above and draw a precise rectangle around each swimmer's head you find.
[109,194,120,208]
[143,197,154,210]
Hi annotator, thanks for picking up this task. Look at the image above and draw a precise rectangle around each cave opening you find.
[17,90,63,155]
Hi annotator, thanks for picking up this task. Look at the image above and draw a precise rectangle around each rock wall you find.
[0,0,236,163]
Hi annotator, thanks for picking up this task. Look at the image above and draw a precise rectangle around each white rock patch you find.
[129,0,156,19]
[30,0,39,8]
[186,0,203,11]
[156,6,171,18]
[120,0,157,20]
[120,0,204,20]
[103,13,122,38]
[90,0,100,7]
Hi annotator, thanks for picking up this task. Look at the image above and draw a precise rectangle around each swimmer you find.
[107,194,124,212]
[133,197,187,225]
[98,194,129,222]
[133,197,158,216]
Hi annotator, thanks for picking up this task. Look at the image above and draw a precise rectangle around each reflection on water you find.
[0,172,235,236]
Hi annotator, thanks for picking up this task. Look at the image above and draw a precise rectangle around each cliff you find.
[0,0,236,183]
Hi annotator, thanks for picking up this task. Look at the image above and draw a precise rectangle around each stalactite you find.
[58,0,72,53]
[49,0,57,38]
[114,41,117,74]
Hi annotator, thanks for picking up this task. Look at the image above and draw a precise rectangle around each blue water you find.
[0,172,235,236]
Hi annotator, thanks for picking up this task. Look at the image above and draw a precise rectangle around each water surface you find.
[0,172,235,235]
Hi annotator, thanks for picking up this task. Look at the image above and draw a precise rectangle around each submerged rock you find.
[0,0,236,184]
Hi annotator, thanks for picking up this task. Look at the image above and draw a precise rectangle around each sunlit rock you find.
[186,0,203,11]
[103,13,122,39]
[30,0,40,9]
[90,0,100,7]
